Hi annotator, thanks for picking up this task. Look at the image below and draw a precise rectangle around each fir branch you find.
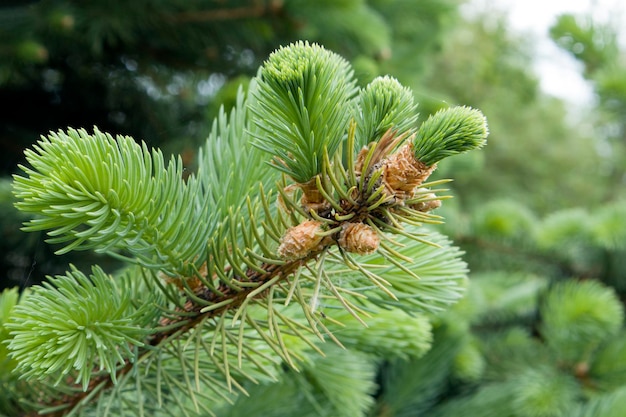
[570,386,626,417]
[589,332,626,391]
[300,345,377,417]
[7,42,490,416]
[374,330,461,417]
[9,122,472,416]
[540,280,624,364]
[592,200,626,251]
[336,230,469,314]
[13,246,327,417]
[197,85,277,218]
[325,307,433,359]
[10,225,464,416]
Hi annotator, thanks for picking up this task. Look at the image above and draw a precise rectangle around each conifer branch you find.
[6,42,489,416]
[10,190,467,416]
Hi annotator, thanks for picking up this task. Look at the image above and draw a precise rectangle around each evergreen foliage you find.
[13,128,215,274]
[412,106,488,166]
[6,265,156,390]
[0,0,463,288]
[408,193,626,417]
[550,12,626,201]
[422,8,617,211]
[250,41,357,183]
[353,75,419,149]
[540,280,624,364]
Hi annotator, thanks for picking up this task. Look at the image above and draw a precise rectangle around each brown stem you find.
[167,0,283,23]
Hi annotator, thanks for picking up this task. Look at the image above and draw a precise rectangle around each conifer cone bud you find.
[355,145,369,176]
[410,189,442,212]
[338,223,380,255]
[383,143,437,198]
[278,220,326,260]
[299,177,330,213]
[356,130,404,176]
[411,198,442,212]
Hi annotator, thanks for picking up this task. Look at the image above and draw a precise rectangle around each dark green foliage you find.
[0,0,290,169]
[372,329,461,417]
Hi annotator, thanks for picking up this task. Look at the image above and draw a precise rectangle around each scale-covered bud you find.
[383,142,437,198]
[338,223,380,255]
[278,220,326,260]
[299,177,330,213]
[410,189,442,212]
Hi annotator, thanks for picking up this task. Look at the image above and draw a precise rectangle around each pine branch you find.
[458,234,594,279]
[10,240,318,415]
[14,243,345,416]
[541,280,624,365]
[412,106,488,166]
[250,41,358,184]
[9,206,464,415]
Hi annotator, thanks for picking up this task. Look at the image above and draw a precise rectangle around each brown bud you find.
[338,223,380,255]
[410,189,442,212]
[162,262,207,293]
[355,145,370,176]
[411,198,442,212]
[356,129,407,176]
[574,361,590,379]
[383,143,436,198]
[278,220,326,260]
[299,177,330,213]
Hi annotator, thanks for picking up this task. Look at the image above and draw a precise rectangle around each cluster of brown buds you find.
[277,129,441,261]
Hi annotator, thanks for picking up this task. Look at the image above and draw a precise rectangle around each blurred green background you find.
[1,0,626,415]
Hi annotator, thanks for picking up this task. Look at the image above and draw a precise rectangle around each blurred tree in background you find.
[2,0,626,416]
[551,12,626,195]
[425,11,612,212]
